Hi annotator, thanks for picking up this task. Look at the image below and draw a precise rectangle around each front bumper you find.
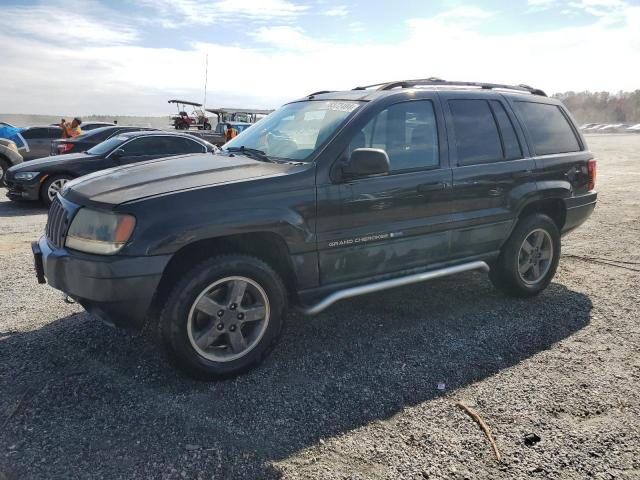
[34,235,171,329]
[562,191,597,234]
[5,178,41,201]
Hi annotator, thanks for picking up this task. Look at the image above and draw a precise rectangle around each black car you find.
[6,131,215,205]
[51,126,158,155]
[32,78,597,379]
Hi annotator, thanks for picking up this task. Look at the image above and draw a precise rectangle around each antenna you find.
[203,53,209,108]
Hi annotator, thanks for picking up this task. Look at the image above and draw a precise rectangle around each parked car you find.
[51,126,158,155]
[32,79,597,379]
[6,131,214,205]
[18,126,63,160]
[0,138,23,186]
[626,123,640,133]
[579,123,600,130]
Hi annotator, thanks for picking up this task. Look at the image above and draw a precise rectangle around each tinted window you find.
[20,128,47,140]
[449,100,502,165]
[48,127,63,139]
[490,101,522,160]
[163,137,204,154]
[121,137,167,156]
[514,101,580,155]
[349,100,439,171]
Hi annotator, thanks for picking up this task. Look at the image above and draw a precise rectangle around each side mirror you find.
[111,148,125,161]
[341,148,390,179]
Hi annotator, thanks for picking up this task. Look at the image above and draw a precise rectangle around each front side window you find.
[514,101,580,155]
[120,137,168,156]
[163,137,205,154]
[348,100,439,171]
[223,100,362,161]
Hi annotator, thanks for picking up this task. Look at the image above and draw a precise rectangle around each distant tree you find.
[553,90,640,124]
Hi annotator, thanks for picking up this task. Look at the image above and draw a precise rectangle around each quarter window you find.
[514,101,580,155]
[349,100,439,171]
[490,100,522,160]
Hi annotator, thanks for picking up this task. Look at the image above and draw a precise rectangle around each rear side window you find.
[349,100,439,171]
[20,128,47,140]
[514,101,580,155]
[449,100,502,165]
[48,127,62,139]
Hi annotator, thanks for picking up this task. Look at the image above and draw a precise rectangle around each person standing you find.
[60,117,83,139]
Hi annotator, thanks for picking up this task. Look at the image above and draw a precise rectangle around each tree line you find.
[553,91,640,125]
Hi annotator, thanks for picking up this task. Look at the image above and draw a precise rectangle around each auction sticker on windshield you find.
[326,101,360,112]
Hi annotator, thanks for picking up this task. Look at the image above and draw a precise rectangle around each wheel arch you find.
[518,197,566,231]
[149,231,296,320]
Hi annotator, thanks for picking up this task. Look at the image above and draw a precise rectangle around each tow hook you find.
[63,293,76,304]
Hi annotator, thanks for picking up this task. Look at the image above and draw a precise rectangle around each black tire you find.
[489,214,561,297]
[41,174,73,206]
[159,255,287,379]
[204,122,212,130]
[0,158,9,188]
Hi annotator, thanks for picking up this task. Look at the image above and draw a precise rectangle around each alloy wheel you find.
[47,178,69,201]
[187,276,270,362]
[517,228,553,285]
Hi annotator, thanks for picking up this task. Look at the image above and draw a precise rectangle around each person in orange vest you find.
[225,123,238,143]
[60,117,83,139]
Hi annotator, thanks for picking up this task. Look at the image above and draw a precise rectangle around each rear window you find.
[514,101,580,155]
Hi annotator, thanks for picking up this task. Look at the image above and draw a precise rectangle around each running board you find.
[300,261,490,316]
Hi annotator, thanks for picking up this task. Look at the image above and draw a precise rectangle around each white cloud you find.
[139,0,309,27]
[1,4,639,115]
[323,5,349,17]
[0,1,137,45]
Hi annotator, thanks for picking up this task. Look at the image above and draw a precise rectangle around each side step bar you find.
[300,261,490,316]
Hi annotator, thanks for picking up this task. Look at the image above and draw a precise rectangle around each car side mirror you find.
[111,148,125,161]
[341,148,390,179]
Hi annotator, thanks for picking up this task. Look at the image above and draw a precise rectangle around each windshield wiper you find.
[225,146,272,162]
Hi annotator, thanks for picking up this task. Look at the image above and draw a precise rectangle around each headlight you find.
[14,172,39,181]
[65,208,136,255]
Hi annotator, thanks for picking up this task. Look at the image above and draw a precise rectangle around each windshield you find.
[86,135,126,155]
[222,100,362,161]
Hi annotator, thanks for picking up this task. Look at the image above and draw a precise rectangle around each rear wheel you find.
[41,175,72,206]
[489,214,560,297]
[159,255,287,379]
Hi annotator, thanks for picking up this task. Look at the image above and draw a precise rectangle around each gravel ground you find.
[1,135,639,480]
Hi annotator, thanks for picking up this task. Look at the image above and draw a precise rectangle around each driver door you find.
[316,97,453,285]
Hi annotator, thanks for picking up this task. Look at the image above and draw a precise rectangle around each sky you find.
[0,0,638,115]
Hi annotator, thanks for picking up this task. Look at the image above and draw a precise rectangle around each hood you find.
[64,152,305,206]
[9,152,92,171]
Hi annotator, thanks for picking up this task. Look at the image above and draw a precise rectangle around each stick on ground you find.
[456,401,502,462]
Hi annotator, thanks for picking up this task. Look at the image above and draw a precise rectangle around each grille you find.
[46,197,70,249]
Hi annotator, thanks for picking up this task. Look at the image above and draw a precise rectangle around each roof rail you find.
[306,90,335,98]
[353,78,547,96]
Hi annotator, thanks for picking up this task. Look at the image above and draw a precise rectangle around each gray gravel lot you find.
[1,135,639,479]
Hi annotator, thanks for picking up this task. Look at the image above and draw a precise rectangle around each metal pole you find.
[203,53,208,108]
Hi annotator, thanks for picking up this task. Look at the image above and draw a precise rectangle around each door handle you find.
[488,187,504,197]
[417,181,446,193]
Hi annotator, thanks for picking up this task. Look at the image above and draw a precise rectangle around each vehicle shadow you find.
[0,198,46,217]
[0,273,592,479]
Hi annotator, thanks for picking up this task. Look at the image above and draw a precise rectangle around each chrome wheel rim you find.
[518,228,553,285]
[47,178,68,201]
[187,276,270,362]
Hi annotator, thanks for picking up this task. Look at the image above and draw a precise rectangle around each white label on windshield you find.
[326,101,359,113]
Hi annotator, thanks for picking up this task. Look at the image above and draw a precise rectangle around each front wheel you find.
[159,255,287,379]
[489,214,561,297]
[41,174,72,206]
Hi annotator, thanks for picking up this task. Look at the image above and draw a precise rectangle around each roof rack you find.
[306,90,335,98]
[353,77,547,96]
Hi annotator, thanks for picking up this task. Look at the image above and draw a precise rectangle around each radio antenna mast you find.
[203,53,209,108]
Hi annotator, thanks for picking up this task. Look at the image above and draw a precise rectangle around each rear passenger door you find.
[442,95,536,259]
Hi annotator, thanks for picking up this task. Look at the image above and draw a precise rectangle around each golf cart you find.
[168,99,212,130]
